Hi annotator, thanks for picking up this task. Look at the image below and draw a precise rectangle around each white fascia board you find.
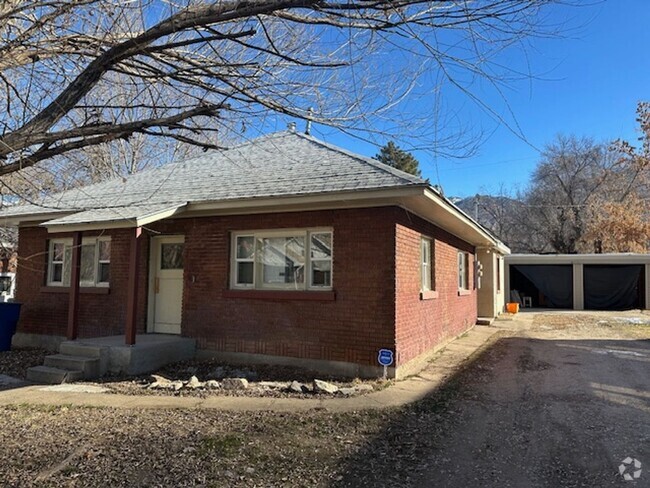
[137,204,187,227]
[43,204,187,233]
[506,253,650,265]
[412,189,510,253]
[6,211,76,227]
[186,187,426,214]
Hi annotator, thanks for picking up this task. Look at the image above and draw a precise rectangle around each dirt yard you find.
[0,311,648,487]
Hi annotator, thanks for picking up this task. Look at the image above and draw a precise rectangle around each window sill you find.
[457,289,472,296]
[420,290,439,300]
[224,289,335,301]
[41,286,110,295]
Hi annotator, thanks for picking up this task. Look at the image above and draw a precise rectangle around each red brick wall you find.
[16,227,148,338]
[16,208,397,366]
[16,206,477,369]
[14,224,184,339]
[153,208,396,366]
[394,210,477,366]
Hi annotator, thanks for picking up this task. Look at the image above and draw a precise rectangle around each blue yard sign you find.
[377,348,394,367]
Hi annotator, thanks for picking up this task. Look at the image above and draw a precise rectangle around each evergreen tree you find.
[374,141,421,176]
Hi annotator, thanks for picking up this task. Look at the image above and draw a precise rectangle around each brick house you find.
[1,130,508,378]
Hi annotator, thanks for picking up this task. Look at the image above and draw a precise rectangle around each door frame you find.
[147,234,185,333]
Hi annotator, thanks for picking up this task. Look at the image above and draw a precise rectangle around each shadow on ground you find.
[332,335,650,488]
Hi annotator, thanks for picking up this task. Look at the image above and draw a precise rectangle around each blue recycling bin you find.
[0,302,21,351]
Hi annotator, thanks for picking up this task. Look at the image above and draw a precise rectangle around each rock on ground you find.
[149,374,172,389]
[185,376,202,389]
[313,379,338,394]
[288,381,305,393]
[221,378,249,390]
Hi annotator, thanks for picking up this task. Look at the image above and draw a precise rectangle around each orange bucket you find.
[506,302,519,314]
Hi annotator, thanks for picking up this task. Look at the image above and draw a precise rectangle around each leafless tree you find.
[0,0,563,180]
[583,101,650,252]
[504,128,649,254]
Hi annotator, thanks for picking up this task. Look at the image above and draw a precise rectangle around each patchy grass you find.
[198,434,243,457]
[531,311,650,339]
[0,404,395,487]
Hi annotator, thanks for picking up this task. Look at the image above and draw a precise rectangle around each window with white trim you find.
[458,251,469,290]
[48,240,71,286]
[420,238,432,291]
[231,229,332,290]
[47,237,111,287]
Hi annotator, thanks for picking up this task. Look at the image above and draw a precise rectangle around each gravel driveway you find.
[339,311,650,488]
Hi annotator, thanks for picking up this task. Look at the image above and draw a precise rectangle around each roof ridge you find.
[291,131,426,185]
[224,130,290,151]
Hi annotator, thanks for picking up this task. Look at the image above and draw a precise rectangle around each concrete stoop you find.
[26,365,84,384]
[26,334,196,384]
[27,343,106,385]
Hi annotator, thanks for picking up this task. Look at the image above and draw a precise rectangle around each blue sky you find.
[303,1,649,198]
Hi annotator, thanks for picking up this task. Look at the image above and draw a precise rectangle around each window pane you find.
[63,247,72,286]
[311,233,332,259]
[0,277,10,293]
[262,236,304,285]
[236,236,255,259]
[99,240,111,261]
[98,263,110,283]
[53,242,65,262]
[422,239,432,291]
[80,244,95,283]
[422,263,430,290]
[52,263,63,283]
[311,260,331,287]
[458,253,468,289]
[161,243,184,269]
[458,254,463,288]
[237,262,254,284]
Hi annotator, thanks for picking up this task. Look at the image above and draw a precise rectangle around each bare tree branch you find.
[0,0,565,178]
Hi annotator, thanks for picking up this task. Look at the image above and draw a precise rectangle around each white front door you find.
[149,236,184,334]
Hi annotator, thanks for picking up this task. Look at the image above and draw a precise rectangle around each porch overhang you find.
[398,188,511,254]
[41,203,188,233]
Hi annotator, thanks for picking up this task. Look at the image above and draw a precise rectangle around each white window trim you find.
[458,251,469,291]
[420,237,432,292]
[81,236,111,287]
[230,228,333,291]
[47,236,111,287]
[309,231,333,290]
[47,238,71,286]
[233,234,255,288]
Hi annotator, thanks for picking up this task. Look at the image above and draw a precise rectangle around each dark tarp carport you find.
[510,265,573,309]
[510,264,573,309]
[583,265,644,310]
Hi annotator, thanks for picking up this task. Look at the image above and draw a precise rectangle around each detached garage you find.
[505,254,650,311]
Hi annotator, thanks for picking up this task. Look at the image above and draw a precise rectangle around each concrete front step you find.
[59,341,104,358]
[59,342,109,375]
[43,354,100,379]
[26,365,84,384]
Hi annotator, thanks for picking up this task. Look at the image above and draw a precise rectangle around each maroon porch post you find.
[125,226,142,345]
[66,231,82,340]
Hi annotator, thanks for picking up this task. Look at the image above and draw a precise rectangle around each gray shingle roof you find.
[0,131,426,225]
